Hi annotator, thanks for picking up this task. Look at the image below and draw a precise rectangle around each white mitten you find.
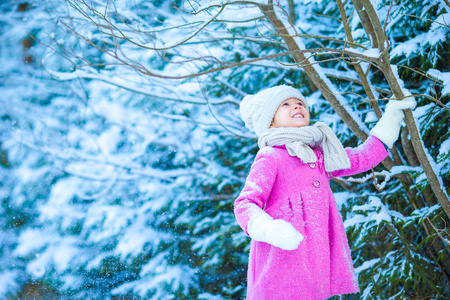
[370,98,416,148]
[247,209,303,250]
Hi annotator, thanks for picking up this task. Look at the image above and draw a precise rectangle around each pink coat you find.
[234,135,388,300]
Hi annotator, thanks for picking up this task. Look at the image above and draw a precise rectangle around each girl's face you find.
[271,97,310,128]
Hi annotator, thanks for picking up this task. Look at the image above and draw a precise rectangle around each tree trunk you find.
[260,0,450,276]
[258,3,368,142]
[352,0,450,219]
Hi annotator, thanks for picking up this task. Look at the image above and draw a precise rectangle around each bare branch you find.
[353,0,450,218]
[258,2,369,141]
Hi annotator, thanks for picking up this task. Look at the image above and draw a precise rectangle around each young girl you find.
[234,85,415,300]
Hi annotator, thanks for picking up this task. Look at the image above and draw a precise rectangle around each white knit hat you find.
[240,85,307,136]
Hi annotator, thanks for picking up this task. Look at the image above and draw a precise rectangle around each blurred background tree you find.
[0,0,449,299]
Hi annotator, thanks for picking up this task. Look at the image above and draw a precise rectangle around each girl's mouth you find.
[292,112,304,119]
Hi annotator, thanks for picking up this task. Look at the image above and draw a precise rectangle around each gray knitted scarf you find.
[258,122,351,172]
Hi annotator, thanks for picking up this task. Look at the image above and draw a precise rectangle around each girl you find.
[234,85,415,300]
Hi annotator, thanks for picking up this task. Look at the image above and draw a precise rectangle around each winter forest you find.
[0,0,449,299]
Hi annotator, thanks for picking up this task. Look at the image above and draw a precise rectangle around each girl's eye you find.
[283,102,289,106]
[297,102,304,106]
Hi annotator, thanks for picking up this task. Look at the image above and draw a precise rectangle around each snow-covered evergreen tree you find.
[1,0,449,299]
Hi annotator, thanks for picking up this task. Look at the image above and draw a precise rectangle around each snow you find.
[364,111,378,123]
[391,13,450,60]
[346,47,381,60]
[192,232,220,255]
[14,228,56,256]
[354,257,381,274]
[52,242,80,272]
[1,0,449,298]
[50,69,206,104]
[40,177,85,222]
[369,0,383,9]
[60,274,83,291]
[405,204,441,225]
[84,205,135,243]
[247,180,263,193]
[277,10,369,134]
[344,196,406,228]
[409,101,450,200]
[0,271,19,297]
[25,240,79,278]
[198,292,225,300]
[420,145,450,199]
[427,69,450,97]
[97,126,123,155]
[115,221,162,258]
[213,4,263,29]
[440,138,450,156]
[112,255,198,298]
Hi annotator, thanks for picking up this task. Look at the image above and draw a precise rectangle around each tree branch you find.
[258,3,369,141]
[353,0,450,219]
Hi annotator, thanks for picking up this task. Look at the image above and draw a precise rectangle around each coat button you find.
[309,162,317,169]
[313,180,321,188]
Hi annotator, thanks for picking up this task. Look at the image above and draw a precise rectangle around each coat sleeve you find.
[234,147,278,235]
[329,135,389,178]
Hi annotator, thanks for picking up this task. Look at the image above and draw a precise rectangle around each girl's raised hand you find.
[370,97,416,148]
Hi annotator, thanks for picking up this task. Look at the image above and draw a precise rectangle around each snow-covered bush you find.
[0,0,449,299]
